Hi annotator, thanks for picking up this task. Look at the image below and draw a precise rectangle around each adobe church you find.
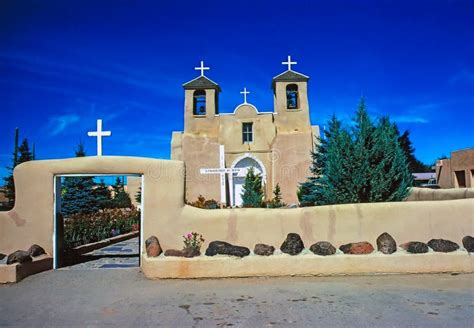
[171,57,320,206]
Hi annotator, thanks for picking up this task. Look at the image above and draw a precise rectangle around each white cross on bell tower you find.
[282,55,297,71]
[194,60,210,76]
[87,119,111,156]
[240,87,250,104]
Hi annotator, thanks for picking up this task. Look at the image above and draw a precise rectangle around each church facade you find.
[171,57,320,206]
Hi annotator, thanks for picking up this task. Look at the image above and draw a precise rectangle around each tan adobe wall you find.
[0,157,184,255]
[451,148,474,188]
[271,132,314,204]
[1,157,472,262]
[273,81,312,133]
[436,159,453,188]
[406,187,474,201]
[184,89,219,135]
[436,148,474,188]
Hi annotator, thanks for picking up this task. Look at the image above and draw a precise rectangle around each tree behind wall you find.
[241,167,264,208]
[2,128,34,211]
[61,143,101,216]
[109,177,132,208]
[397,129,432,173]
[299,98,412,206]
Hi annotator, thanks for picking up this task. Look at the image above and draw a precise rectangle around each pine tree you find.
[241,167,264,208]
[135,187,142,204]
[18,139,33,163]
[299,98,412,206]
[2,129,34,210]
[109,177,132,208]
[75,141,86,157]
[397,129,431,173]
[93,179,112,208]
[269,183,286,208]
[61,142,100,216]
[368,117,413,201]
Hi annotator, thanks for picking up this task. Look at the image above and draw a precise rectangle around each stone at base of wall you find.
[141,251,473,279]
[0,255,52,283]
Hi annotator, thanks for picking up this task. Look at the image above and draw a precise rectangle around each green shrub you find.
[241,167,264,208]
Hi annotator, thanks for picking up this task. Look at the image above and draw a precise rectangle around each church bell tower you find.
[182,61,221,135]
[272,56,311,133]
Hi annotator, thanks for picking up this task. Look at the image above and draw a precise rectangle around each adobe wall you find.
[0,157,184,255]
[406,187,474,201]
[1,157,473,267]
[436,159,453,188]
[152,198,474,253]
[436,148,474,188]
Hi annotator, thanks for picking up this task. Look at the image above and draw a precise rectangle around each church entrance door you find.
[231,156,265,207]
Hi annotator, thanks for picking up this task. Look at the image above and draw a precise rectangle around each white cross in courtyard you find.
[282,55,297,71]
[200,145,246,206]
[87,119,111,156]
[240,87,250,104]
[194,60,210,76]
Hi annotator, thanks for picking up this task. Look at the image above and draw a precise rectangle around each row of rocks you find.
[145,234,474,259]
[1,244,46,265]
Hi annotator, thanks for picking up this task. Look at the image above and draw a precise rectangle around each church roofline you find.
[232,102,259,115]
[271,69,310,89]
[182,75,221,92]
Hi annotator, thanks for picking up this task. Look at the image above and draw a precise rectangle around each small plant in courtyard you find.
[183,232,205,252]
[241,167,264,208]
[188,195,221,209]
[268,183,286,208]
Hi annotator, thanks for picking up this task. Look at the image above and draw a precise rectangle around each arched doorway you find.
[231,155,266,207]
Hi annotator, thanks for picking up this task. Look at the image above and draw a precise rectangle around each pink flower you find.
[186,232,193,238]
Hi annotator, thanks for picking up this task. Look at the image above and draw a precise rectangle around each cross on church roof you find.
[240,87,250,103]
[282,55,297,71]
[194,60,210,76]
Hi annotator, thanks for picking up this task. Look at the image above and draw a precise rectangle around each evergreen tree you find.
[135,187,142,204]
[108,176,132,208]
[2,129,34,210]
[299,115,355,205]
[397,129,431,173]
[241,167,264,208]
[61,143,100,216]
[18,139,33,163]
[269,183,286,208]
[299,98,412,206]
[75,141,86,157]
[93,179,112,208]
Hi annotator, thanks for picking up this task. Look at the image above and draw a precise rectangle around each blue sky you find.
[1,0,473,180]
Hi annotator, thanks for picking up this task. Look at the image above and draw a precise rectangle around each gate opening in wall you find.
[53,174,144,269]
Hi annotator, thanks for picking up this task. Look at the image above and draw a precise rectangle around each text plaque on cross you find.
[199,145,246,206]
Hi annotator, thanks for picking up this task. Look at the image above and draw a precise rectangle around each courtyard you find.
[0,271,472,327]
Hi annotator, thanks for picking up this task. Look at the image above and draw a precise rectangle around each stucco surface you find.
[1,156,473,279]
[0,255,52,283]
[0,156,184,255]
[406,187,474,201]
[172,77,319,206]
[143,251,473,279]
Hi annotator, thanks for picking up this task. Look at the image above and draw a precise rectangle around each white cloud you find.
[47,114,80,136]
[391,115,428,124]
